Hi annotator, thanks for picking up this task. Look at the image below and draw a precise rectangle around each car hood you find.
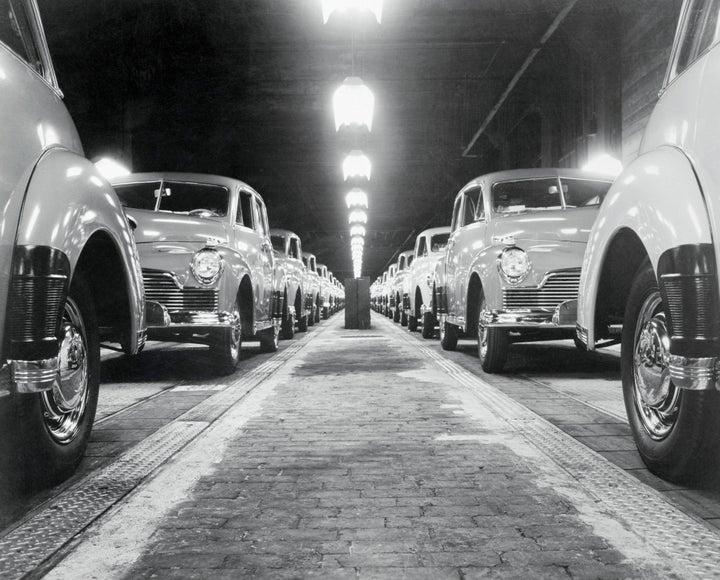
[126,209,230,245]
[490,207,598,244]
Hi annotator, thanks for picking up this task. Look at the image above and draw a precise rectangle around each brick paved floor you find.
[94,319,671,580]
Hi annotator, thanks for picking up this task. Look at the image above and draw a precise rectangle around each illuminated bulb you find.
[582,153,622,178]
[345,188,369,209]
[95,157,131,180]
[343,151,372,181]
[351,237,364,247]
[322,0,382,23]
[350,225,366,237]
[348,210,368,224]
[333,77,375,131]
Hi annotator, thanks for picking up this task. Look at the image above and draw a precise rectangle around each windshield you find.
[271,235,286,253]
[114,180,229,217]
[491,178,561,214]
[430,233,449,252]
[560,178,612,207]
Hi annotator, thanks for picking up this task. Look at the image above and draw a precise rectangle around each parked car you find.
[434,168,611,372]
[270,229,310,336]
[302,252,321,324]
[576,0,720,484]
[405,226,451,337]
[316,263,333,319]
[390,250,414,324]
[112,172,283,370]
[370,276,382,311]
[0,0,146,487]
[383,264,398,317]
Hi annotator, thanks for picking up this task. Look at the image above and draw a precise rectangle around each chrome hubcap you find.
[41,297,89,444]
[632,291,679,440]
[230,306,241,359]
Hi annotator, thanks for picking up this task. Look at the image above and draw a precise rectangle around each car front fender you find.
[578,146,713,348]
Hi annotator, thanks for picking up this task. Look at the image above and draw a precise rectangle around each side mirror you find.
[154,187,171,198]
[126,213,138,231]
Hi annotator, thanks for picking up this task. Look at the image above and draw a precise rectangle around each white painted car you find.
[576,0,720,483]
[270,229,310,337]
[383,264,398,317]
[389,250,414,324]
[302,253,321,325]
[404,227,451,337]
[435,168,611,372]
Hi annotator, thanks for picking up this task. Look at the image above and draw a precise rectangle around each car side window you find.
[398,256,405,271]
[450,195,463,232]
[417,236,428,257]
[675,0,720,75]
[289,237,300,259]
[463,187,483,226]
[252,198,268,236]
[0,0,43,75]
[237,191,254,228]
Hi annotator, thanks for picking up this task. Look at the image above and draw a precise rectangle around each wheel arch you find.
[238,274,254,333]
[465,272,483,338]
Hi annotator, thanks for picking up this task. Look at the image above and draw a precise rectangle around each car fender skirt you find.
[6,246,70,361]
[658,243,720,358]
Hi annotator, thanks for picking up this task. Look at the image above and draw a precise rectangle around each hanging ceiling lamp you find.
[345,188,369,209]
[348,210,368,224]
[350,225,366,237]
[333,77,375,131]
[342,151,372,181]
[322,0,383,24]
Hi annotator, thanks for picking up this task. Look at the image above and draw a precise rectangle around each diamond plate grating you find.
[0,323,323,579]
[391,319,720,578]
[0,421,205,580]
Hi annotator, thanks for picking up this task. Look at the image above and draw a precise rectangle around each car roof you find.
[111,172,262,197]
[419,226,451,237]
[269,228,298,238]
[463,167,613,191]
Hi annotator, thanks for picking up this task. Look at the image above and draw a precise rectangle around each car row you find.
[0,1,344,489]
[373,0,720,485]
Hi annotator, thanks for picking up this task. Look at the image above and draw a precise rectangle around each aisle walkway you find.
[49,315,694,578]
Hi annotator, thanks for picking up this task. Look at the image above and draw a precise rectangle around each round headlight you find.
[499,247,530,281]
[191,248,223,285]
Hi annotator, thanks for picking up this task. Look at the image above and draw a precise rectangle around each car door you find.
[253,195,274,322]
[454,186,486,325]
[235,188,266,323]
[445,194,464,319]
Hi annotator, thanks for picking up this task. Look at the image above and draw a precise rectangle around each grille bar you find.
[143,271,217,312]
[503,270,580,310]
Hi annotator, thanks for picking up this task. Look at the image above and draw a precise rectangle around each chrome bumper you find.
[668,356,720,391]
[480,309,574,329]
[0,357,60,395]
[149,309,236,329]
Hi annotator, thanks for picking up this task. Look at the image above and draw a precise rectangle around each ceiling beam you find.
[461,0,578,157]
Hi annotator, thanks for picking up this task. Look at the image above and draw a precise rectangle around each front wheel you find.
[421,311,436,339]
[211,301,242,373]
[3,274,100,489]
[298,314,308,333]
[400,311,408,326]
[622,262,720,484]
[440,319,458,351]
[393,307,400,323]
[477,293,509,373]
[407,315,418,332]
[259,324,280,353]
[280,305,295,340]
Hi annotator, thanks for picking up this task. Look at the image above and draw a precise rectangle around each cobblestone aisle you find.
[52,318,677,579]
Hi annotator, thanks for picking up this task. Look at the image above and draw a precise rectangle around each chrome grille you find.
[8,276,67,341]
[143,270,218,312]
[503,270,580,310]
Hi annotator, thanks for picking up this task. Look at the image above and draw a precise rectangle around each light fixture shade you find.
[322,0,383,24]
[582,153,622,177]
[345,188,369,209]
[350,225,366,237]
[333,77,375,131]
[95,157,130,180]
[348,210,368,224]
[343,151,372,181]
